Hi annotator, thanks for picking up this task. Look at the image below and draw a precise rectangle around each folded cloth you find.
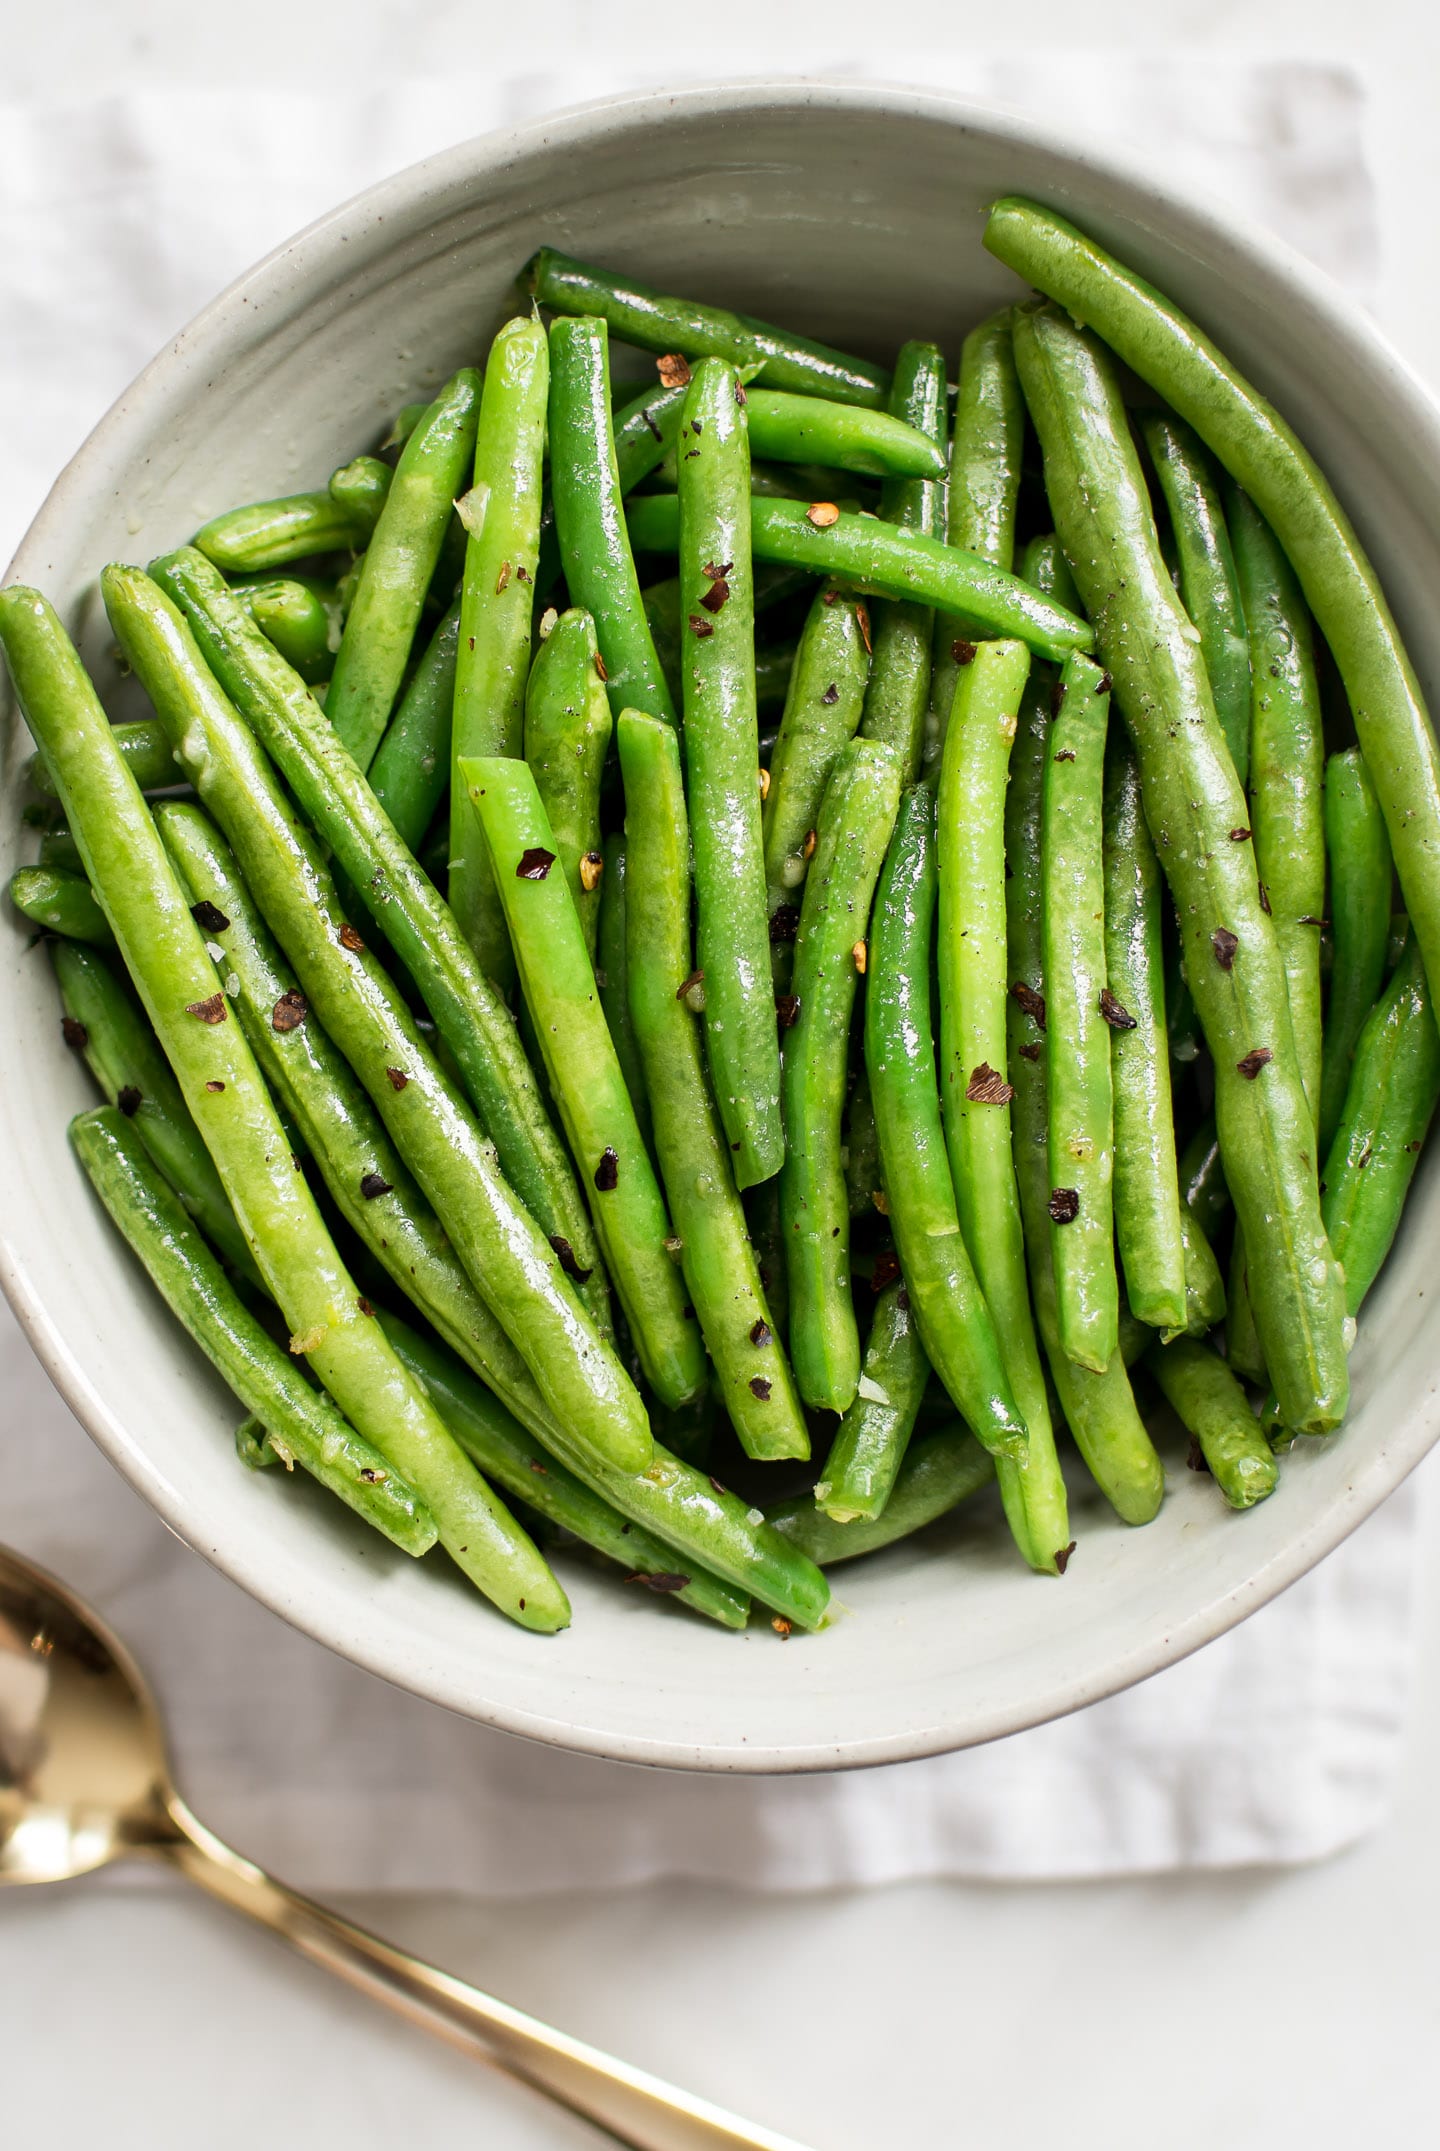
[1,57,1421,1896]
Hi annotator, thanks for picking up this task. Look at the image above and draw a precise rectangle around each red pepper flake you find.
[748,1375,772,1400]
[1099,988,1137,1030]
[356,1296,373,1317]
[204,1079,225,1094]
[806,501,840,528]
[1096,672,1113,695]
[775,993,801,1030]
[856,603,872,653]
[821,682,840,705]
[1407,1139,1423,1153]
[822,589,841,606]
[338,923,365,952]
[628,1570,692,1594]
[1236,1047,1273,1080]
[700,579,730,614]
[61,1016,88,1052]
[360,1170,393,1200]
[516,847,556,880]
[117,1085,142,1116]
[385,1066,408,1090]
[952,639,978,666]
[594,651,608,683]
[1048,1187,1080,1223]
[966,1062,1014,1105]
[1054,1540,1078,1574]
[1258,881,1272,916]
[528,1458,549,1475]
[1053,748,1076,763]
[1229,827,1252,843]
[517,565,530,583]
[549,1233,594,1284]
[702,560,733,582]
[191,899,230,933]
[676,967,704,1001]
[1211,927,1239,970]
[687,613,715,638]
[642,406,664,442]
[186,992,227,1024]
[495,560,511,595]
[272,989,307,1032]
[768,904,800,944]
[1019,1041,1041,1062]
[656,353,691,388]
[579,851,604,893]
[749,1317,772,1347]
[871,1248,902,1294]
[1011,980,1047,1029]
[359,1466,385,1483]
[734,376,748,406]
[593,1146,619,1192]
[1050,681,1067,718]
[771,1616,793,1638]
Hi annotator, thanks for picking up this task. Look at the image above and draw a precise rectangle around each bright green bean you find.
[239,577,334,686]
[366,597,460,852]
[762,584,871,956]
[325,368,481,767]
[9,864,115,947]
[328,454,393,533]
[523,610,612,961]
[742,389,943,478]
[1148,1335,1278,1509]
[1320,749,1393,1157]
[1141,413,1251,787]
[860,341,947,784]
[193,491,368,575]
[770,1423,997,1565]
[615,710,808,1459]
[814,1282,929,1523]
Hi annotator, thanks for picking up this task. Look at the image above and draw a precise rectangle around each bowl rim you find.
[6,74,1439,1773]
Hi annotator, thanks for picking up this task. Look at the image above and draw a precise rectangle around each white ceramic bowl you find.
[5,81,1439,1772]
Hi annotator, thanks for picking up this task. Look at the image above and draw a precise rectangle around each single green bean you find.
[463,754,704,1408]
[193,491,368,575]
[1019,533,1080,613]
[239,577,334,686]
[1102,735,1188,1335]
[26,716,181,800]
[858,342,947,786]
[1141,413,1251,787]
[742,389,943,478]
[51,939,258,1285]
[1148,1335,1278,1509]
[151,547,606,1317]
[527,248,889,407]
[325,368,481,767]
[596,834,653,1159]
[328,454,393,532]
[615,710,808,1458]
[781,737,904,1411]
[843,1066,882,1221]
[1319,750,1393,1157]
[745,1176,789,1346]
[1011,300,1348,1435]
[762,584,872,953]
[9,864,115,947]
[770,1423,997,1565]
[366,598,460,852]
[1042,652,1118,1372]
[676,355,783,1189]
[1,583,564,1629]
[866,782,1029,1463]
[549,316,676,724]
[985,197,1440,1071]
[523,609,612,961]
[104,565,648,1480]
[450,319,549,981]
[625,492,1094,664]
[1171,1119,1230,1334]
[38,823,83,873]
[814,1282,929,1522]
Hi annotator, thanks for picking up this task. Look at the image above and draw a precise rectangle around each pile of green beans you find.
[7,212,1436,1642]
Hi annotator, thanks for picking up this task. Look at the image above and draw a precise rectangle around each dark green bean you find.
[860,341,947,785]
[38,823,83,873]
[595,834,653,1159]
[366,598,460,853]
[1320,750,1393,1157]
[523,609,612,961]
[770,1423,997,1565]
[814,1282,929,1522]
[1141,413,1250,787]
[843,1065,882,1221]
[9,864,115,947]
[1148,1336,1278,1509]
[763,584,871,955]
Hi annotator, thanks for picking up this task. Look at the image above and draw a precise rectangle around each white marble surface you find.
[6,4,1440,2145]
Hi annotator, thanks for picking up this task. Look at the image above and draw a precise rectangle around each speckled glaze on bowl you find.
[4,81,1438,1771]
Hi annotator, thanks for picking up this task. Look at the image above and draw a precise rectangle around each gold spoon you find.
[0,1541,812,2151]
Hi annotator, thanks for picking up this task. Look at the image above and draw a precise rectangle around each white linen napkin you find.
[2,58,1423,1895]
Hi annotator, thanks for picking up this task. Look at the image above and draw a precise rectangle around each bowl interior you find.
[6,82,1440,1770]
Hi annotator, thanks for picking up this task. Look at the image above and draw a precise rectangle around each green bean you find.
[1178,1116,1227,1238]
[1102,735,1188,1336]
[985,199,1440,1070]
[450,319,550,982]
[1166,947,1202,1069]
[51,939,258,1286]
[27,716,181,801]
[866,783,1029,1462]
[376,1309,748,1628]
[625,493,1094,664]
[549,316,676,724]
[324,368,481,767]
[1011,301,1348,1436]
[9,864,115,947]
[1322,937,1440,1317]
[522,609,612,961]
[782,737,904,1411]
[1229,484,1326,1117]
[328,454,394,532]
[770,1423,997,1565]
[1320,750,1393,1157]
[1141,413,1251,787]
[763,584,871,956]
[154,799,562,1441]
[927,310,1027,769]
[238,577,334,686]
[1147,1336,1278,1509]
[814,1282,928,1522]
[613,379,690,490]
[1179,1204,1227,1336]
[595,833,653,1159]
[843,1065,881,1220]
[641,572,801,714]
[72,1105,438,1555]
[527,248,889,407]
[103,565,649,1481]
[1,583,565,1629]
[615,709,808,1458]
[1005,666,1164,1528]
[38,823,83,873]
[366,598,460,852]
[675,355,783,1189]
[1019,533,1079,613]
[745,1176,789,1346]
[740,389,943,478]
[193,491,368,575]
[860,342,947,785]
[463,754,704,1407]
[1042,652,1118,1372]
[382,402,430,454]
[151,547,605,1317]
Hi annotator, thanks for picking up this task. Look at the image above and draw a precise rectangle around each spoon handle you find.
[158,1796,812,2151]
